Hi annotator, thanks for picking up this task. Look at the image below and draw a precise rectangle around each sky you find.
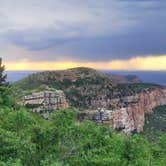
[0,0,166,70]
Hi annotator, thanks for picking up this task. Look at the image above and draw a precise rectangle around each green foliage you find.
[0,86,16,107]
[0,58,17,107]
[143,105,166,141]
[116,83,162,97]
[1,107,166,166]
[0,58,7,86]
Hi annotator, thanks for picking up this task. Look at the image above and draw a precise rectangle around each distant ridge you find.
[109,74,141,84]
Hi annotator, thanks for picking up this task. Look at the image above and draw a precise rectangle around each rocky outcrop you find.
[109,88,166,133]
[21,90,69,118]
[81,88,166,133]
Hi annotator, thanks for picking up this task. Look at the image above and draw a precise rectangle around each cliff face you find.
[104,88,166,133]
[20,90,69,119]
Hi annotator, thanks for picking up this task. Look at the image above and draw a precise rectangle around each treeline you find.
[1,108,166,166]
[0,59,166,166]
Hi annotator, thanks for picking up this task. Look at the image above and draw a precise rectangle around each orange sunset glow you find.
[6,55,166,71]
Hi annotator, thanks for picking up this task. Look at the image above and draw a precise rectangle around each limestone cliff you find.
[95,88,166,133]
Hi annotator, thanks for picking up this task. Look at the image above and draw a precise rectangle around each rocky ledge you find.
[111,88,166,133]
[81,88,166,133]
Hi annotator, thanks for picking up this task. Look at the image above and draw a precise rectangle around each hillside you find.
[15,67,113,108]
[15,67,113,90]
[14,67,113,107]
[15,67,162,109]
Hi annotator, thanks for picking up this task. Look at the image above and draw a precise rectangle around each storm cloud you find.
[0,0,166,62]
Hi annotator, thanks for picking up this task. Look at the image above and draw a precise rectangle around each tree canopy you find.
[0,108,166,166]
[0,58,7,86]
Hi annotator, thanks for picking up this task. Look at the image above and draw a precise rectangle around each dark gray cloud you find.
[0,0,166,62]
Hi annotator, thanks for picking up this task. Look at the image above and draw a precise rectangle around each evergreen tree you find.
[0,58,13,106]
[0,58,7,86]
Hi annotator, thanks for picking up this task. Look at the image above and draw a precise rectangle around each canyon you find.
[15,67,166,133]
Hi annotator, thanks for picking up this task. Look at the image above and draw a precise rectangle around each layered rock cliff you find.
[91,88,166,133]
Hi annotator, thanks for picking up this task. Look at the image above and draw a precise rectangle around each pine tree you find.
[0,58,14,106]
[0,58,7,86]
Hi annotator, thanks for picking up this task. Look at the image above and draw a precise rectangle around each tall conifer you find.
[0,58,7,85]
